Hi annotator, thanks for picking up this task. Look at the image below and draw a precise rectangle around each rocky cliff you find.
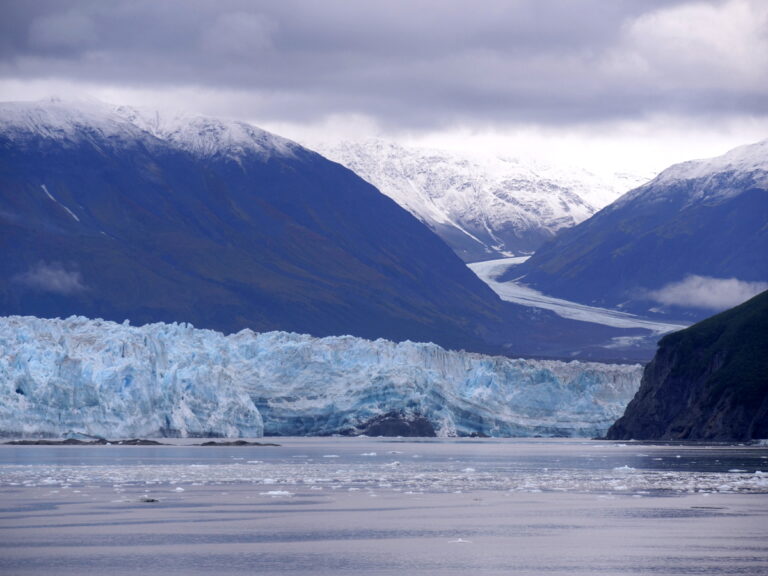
[606,290,768,441]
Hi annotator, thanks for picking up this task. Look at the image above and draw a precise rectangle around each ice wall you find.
[0,316,642,438]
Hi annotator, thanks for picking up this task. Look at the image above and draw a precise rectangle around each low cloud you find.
[648,275,768,311]
[13,261,87,295]
[2,0,766,132]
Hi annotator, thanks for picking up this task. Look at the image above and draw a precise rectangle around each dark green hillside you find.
[607,290,768,441]
[660,291,768,409]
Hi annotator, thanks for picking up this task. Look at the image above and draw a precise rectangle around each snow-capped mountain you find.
[508,139,768,320]
[113,104,299,160]
[0,98,516,352]
[0,98,669,360]
[318,140,649,261]
[0,316,642,439]
[0,98,298,160]
[616,138,768,206]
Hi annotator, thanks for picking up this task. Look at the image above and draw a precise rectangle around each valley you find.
[468,257,688,334]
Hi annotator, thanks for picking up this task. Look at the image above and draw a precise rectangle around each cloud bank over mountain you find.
[1,1,766,173]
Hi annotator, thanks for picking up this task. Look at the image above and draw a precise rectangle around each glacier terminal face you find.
[0,316,642,438]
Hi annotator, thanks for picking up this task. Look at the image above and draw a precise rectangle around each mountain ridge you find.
[506,139,768,320]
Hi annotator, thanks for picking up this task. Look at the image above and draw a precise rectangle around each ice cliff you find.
[0,316,642,439]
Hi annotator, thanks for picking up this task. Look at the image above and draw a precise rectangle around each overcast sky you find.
[1,0,766,174]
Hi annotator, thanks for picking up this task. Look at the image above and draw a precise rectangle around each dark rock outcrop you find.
[3,438,166,445]
[606,290,768,441]
[347,411,437,437]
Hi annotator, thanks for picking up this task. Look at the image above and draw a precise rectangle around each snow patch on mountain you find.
[656,138,768,185]
[617,139,768,208]
[0,316,642,439]
[113,104,299,160]
[317,139,650,260]
[0,98,151,147]
[0,98,299,161]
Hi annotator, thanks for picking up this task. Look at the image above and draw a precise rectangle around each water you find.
[1,438,767,575]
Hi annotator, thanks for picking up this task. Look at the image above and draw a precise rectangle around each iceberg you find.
[0,316,642,438]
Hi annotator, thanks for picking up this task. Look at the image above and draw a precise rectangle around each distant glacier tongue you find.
[0,316,642,438]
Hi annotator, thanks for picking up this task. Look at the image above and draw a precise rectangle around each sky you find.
[1,0,767,175]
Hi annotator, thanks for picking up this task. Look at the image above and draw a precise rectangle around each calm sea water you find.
[1,437,767,575]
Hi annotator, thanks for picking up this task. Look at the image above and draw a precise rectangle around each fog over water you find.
[1,438,767,575]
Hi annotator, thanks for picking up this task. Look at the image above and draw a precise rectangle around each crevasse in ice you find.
[0,316,642,438]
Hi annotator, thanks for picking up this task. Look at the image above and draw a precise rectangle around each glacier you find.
[0,316,643,439]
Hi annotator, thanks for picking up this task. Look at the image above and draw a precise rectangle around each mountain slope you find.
[318,140,647,261]
[507,140,768,320]
[0,100,518,351]
[606,290,768,441]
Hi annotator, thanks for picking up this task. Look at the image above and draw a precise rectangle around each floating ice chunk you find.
[613,465,636,472]
[259,490,293,497]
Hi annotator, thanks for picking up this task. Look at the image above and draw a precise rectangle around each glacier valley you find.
[0,316,642,439]
[468,258,688,335]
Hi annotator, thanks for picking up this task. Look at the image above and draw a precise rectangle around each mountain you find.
[0,99,666,360]
[0,315,642,438]
[506,140,768,320]
[0,99,521,352]
[317,140,647,262]
[606,290,768,441]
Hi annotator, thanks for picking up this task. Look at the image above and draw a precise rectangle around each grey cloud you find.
[13,261,87,295]
[648,275,768,311]
[28,9,98,52]
[201,12,276,57]
[0,0,764,131]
